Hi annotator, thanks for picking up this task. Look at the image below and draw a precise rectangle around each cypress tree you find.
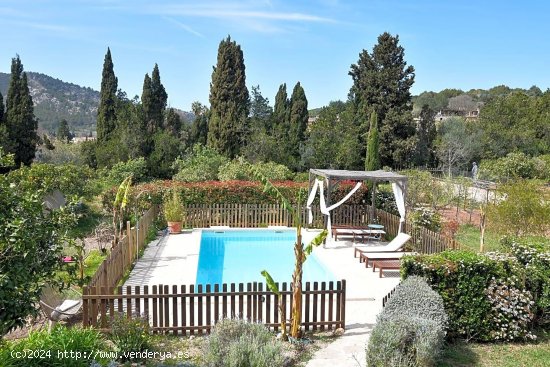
[273,83,289,132]
[141,73,154,133]
[365,111,380,171]
[97,48,118,142]
[151,64,167,126]
[289,82,308,146]
[415,104,436,166]
[5,56,38,166]
[0,91,4,123]
[191,101,209,146]
[207,36,249,158]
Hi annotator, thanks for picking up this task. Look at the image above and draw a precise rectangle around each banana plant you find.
[250,163,328,339]
[261,270,287,340]
[112,175,132,246]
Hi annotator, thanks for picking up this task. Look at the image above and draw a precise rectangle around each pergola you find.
[308,169,408,228]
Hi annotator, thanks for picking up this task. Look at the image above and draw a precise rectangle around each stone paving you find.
[123,228,400,367]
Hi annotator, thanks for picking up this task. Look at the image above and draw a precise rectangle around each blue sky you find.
[1,0,549,110]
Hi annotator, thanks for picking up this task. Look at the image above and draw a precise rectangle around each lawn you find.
[456,224,550,253]
[440,331,550,367]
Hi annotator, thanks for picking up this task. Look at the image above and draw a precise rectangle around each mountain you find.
[0,72,99,135]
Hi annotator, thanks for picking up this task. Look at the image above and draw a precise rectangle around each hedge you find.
[101,179,370,212]
[401,250,536,341]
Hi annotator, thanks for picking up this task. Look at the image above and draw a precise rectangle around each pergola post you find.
[371,181,377,223]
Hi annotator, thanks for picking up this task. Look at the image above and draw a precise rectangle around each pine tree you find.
[349,32,415,167]
[365,111,380,171]
[191,101,209,146]
[5,56,38,166]
[207,36,250,158]
[97,48,118,142]
[57,119,71,143]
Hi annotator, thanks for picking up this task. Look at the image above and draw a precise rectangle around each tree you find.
[415,104,436,166]
[365,111,380,171]
[273,83,290,134]
[0,173,75,336]
[0,91,7,153]
[436,117,479,176]
[250,85,273,130]
[301,101,362,170]
[142,64,168,134]
[0,91,4,124]
[487,180,550,237]
[349,32,415,167]
[97,48,118,142]
[207,36,250,158]
[289,82,308,159]
[191,102,209,146]
[5,56,38,166]
[57,119,71,143]
[164,108,182,137]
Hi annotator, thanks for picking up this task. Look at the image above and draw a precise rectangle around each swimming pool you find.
[195,229,335,285]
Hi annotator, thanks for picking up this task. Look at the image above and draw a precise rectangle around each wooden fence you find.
[183,203,461,254]
[88,205,158,289]
[83,280,346,334]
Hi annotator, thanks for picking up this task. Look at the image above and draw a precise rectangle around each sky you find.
[1,0,549,110]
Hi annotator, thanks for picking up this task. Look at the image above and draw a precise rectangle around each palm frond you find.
[303,230,328,259]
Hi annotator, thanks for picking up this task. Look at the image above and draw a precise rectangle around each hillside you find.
[0,72,99,135]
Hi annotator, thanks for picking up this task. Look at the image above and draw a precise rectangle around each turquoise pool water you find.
[196,230,335,285]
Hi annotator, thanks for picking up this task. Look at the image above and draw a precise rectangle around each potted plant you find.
[163,191,184,234]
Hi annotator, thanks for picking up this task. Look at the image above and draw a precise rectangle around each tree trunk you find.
[290,231,303,338]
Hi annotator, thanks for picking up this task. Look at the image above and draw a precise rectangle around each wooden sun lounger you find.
[332,226,386,242]
[359,251,414,267]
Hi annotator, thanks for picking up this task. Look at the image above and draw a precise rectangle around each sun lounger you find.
[354,232,411,258]
[332,226,386,242]
[359,251,415,267]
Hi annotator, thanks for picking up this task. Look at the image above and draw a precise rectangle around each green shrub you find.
[366,317,445,367]
[203,318,285,367]
[173,144,229,182]
[479,152,537,181]
[409,206,441,232]
[110,313,151,361]
[0,325,108,367]
[218,157,294,181]
[401,250,532,341]
[106,157,148,185]
[163,191,185,222]
[7,163,95,197]
[381,276,448,330]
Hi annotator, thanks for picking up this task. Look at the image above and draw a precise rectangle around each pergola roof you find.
[309,169,408,183]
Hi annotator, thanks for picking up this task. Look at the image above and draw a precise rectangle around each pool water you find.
[196,230,336,285]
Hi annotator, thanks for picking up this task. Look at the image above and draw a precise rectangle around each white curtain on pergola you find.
[306,179,362,233]
[391,182,406,233]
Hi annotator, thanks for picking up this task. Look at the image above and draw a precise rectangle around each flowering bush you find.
[485,276,535,341]
[401,250,528,341]
[409,206,441,232]
[501,238,550,325]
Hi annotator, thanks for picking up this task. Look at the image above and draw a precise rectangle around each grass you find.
[440,331,550,367]
[83,249,107,279]
[456,224,550,253]
[455,224,502,252]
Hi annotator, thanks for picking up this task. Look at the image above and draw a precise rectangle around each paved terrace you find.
[124,229,400,367]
